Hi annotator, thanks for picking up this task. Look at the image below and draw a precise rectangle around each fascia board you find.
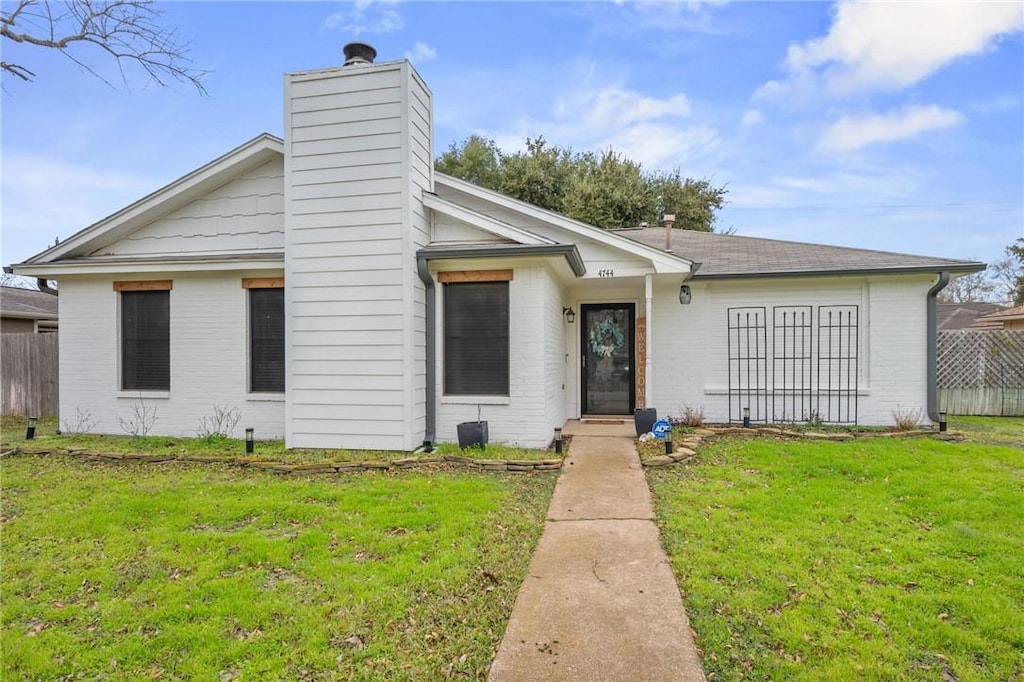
[13,254,285,277]
[435,173,692,275]
[423,193,554,246]
[21,134,285,265]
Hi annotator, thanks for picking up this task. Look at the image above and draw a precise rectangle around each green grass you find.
[649,437,1024,681]
[1,416,555,463]
[951,415,1024,448]
[1,455,555,680]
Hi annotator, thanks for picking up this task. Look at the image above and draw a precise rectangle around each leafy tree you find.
[1,0,206,93]
[435,135,501,189]
[1006,238,1024,306]
[562,149,649,229]
[497,137,575,213]
[436,134,727,232]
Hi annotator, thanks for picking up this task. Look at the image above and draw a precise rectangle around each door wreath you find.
[589,318,625,358]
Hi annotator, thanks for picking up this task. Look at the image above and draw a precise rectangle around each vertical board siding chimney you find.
[284,45,433,450]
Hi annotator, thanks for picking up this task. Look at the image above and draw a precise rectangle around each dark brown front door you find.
[581,303,635,415]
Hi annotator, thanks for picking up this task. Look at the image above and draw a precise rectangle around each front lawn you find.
[1,455,555,680]
[951,415,1024,448]
[1,415,555,463]
[648,437,1024,681]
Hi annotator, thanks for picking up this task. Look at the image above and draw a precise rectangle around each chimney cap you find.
[343,42,377,66]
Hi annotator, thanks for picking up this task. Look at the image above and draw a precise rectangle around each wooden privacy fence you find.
[1,333,59,417]
[938,330,1024,416]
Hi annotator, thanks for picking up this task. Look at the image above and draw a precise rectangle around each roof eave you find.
[691,263,986,281]
[12,252,285,277]
[18,133,284,266]
[417,243,586,277]
[434,173,691,274]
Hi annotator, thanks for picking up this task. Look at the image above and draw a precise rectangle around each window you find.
[444,281,509,395]
[121,290,170,391]
[249,287,285,393]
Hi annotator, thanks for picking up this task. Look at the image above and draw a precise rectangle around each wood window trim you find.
[242,277,284,289]
[113,280,172,291]
[437,269,513,284]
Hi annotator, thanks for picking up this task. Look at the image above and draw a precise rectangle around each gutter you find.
[416,254,436,451]
[418,243,586,277]
[691,263,984,281]
[926,272,950,423]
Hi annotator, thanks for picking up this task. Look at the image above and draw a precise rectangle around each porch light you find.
[562,306,576,324]
[679,285,692,305]
[742,407,750,428]
[26,416,37,440]
[939,412,947,433]
[245,427,254,455]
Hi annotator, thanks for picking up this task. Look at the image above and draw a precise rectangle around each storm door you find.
[581,303,635,415]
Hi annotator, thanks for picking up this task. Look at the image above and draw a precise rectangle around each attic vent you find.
[343,42,377,66]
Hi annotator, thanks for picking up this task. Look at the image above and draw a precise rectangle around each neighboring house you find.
[10,45,984,449]
[937,302,1007,330]
[977,304,1024,331]
[0,286,58,333]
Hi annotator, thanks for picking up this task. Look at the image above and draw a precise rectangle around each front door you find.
[581,303,635,415]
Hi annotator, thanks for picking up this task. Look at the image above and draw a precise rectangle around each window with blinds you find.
[443,282,509,395]
[121,290,170,391]
[249,287,285,393]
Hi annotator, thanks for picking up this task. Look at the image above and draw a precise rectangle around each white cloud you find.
[740,109,762,127]
[816,105,964,153]
[732,167,920,210]
[404,42,437,64]
[482,84,714,170]
[2,156,158,263]
[786,0,1023,94]
[324,0,403,36]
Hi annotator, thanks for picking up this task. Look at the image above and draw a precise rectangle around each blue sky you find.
[3,1,1022,270]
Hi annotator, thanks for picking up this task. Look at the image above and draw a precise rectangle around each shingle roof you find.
[938,302,1007,330]
[611,228,984,279]
[0,286,58,318]
[979,304,1024,321]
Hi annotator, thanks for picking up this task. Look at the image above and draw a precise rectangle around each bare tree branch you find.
[2,0,207,94]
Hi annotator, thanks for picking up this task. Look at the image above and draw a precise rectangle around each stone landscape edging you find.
[640,425,966,467]
[6,447,564,475]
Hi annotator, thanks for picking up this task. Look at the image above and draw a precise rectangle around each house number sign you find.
[598,269,615,277]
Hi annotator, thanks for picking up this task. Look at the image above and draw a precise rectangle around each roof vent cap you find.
[343,42,377,67]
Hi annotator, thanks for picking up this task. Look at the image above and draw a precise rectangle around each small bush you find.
[892,405,924,431]
[116,396,158,438]
[671,405,705,428]
[196,404,242,439]
[61,408,96,435]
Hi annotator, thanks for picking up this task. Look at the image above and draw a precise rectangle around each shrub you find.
[196,405,242,439]
[892,405,925,431]
[670,405,705,428]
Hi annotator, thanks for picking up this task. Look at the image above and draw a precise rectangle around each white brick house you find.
[11,45,983,450]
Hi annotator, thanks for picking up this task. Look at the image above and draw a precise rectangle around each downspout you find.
[416,254,436,450]
[37,279,58,296]
[926,272,950,423]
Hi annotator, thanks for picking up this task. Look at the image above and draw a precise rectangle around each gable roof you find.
[979,304,1024,321]
[0,286,58,320]
[613,227,985,279]
[18,134,284,266]
[434,174,693,275]
[938,302,1007,330]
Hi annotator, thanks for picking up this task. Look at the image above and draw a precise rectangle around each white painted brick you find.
[58,273,285,439]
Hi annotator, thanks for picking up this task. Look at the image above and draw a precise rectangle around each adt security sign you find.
[652,419,672,439]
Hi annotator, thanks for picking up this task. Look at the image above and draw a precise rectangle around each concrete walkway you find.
[488,421,706,681]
